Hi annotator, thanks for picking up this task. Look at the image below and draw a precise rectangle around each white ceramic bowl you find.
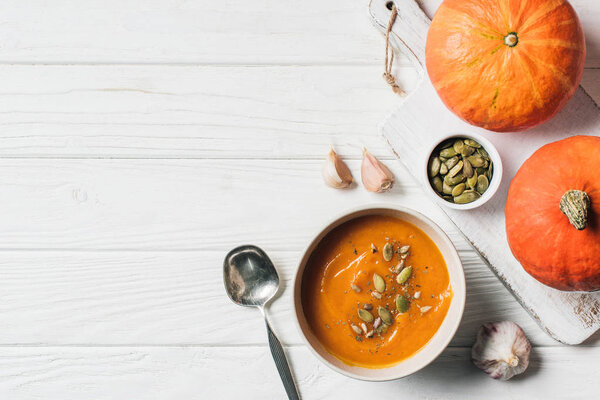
[292,205,466,381]
[423,133,503,210]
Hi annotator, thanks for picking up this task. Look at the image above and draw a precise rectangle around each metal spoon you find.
[223,245,300,400]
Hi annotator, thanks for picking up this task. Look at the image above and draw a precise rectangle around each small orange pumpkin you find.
[505,136,600,291]
[426,0,586,132]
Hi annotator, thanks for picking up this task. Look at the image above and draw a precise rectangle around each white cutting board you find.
[369,0,600,344]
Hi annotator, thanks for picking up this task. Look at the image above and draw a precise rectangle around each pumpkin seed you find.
[373,317,382,329]
[477,147,490,160]
[428,156,441,177]
[440,147,458,158]
[365,330,374,338]
[461,145,475,157]
[447,160,464,178]
[445,156,459,169]
[361,323,368,334]
[439,139,454,149]
[467,155,485,167]
[453,139,464,154]
[371,291,382,299]
[452,183,466,197]
[373,273,386,293]
[396,295,409,313]
[439,163,448,175]
[444,172,465,186]
[442,195,453,202]
[475,167,487,175]
[420,306,432,313]
[454,190,481,204]
[486,162,493,180]
[399,245,410,254]
[378,306,393,325]
[358,309,374,323]
[462,158,474,178]
[467,172,478,189]
[396,266,412,284]
[351,324,362,335]
[413,291,421,299]
[476,175,489,194]
[442,181,453,195]
[351,283,361,293]
[464,138,481,148]
[382,243,393,261]
[363,303,373,310]
[431,176,443,193]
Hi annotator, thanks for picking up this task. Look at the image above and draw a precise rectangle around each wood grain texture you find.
[0,346,598,399]
[0,65,416,159]
[0,0,598,67]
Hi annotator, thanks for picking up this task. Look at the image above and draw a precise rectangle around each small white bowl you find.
[423,133,503,210]
[293,205,466,381]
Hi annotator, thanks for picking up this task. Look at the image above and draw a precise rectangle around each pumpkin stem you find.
[504,33,518,47]
[560,190,591,230]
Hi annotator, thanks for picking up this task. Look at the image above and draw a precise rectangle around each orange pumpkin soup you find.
[301,215,453,368]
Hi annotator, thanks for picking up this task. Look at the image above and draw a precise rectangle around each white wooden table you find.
[0,1,599,398]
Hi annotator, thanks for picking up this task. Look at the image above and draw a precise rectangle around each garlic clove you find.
[322,148,353,188]
[361,149,394,192]
[471,321,531,381]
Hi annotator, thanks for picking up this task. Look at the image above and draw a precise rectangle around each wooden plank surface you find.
[0,346,598,399]
[0,0,597,67]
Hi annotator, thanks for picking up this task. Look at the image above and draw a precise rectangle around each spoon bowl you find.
[224,245,280,307]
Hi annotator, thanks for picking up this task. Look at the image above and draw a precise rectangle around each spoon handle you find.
[265,319,301,400]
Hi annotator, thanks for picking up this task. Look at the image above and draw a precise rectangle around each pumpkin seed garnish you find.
[382,243,393,261]
[373,273,386,293]
[447,160,464,178]
[378,306,393,325]
[363,303,373,310]
[413,291,421,299]
[462,158,474,178]
[371,290,382,299]
[361,323,368,334]
[373,317,382,329]
[351,324,362,335]
[366,330,374,338]
[453,139,464,154]
[396,266,412,284]
[476,175,489,194]
[461,145,476,157]
[351,283,361,293]
[399,245,410,254]
[420,306,432,313]
[442,181,453,195]
[451,183,466,197]
[428,137,493,204]
[445,156,459,169]
[428,156,441,177]
[358,309,374,323]
[454,190,481,204]
[467,172,478,189]
[440,147,458,158]
[396,295,409,313]
[431,176,443,193]
[464,139,481,148]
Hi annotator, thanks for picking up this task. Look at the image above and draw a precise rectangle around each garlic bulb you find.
[361,149,394,192]
[322,148,353,188]
[472,321,531,381]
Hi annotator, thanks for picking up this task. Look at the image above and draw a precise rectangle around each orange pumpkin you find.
[425,0,586,132]
[505,136,600,291]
